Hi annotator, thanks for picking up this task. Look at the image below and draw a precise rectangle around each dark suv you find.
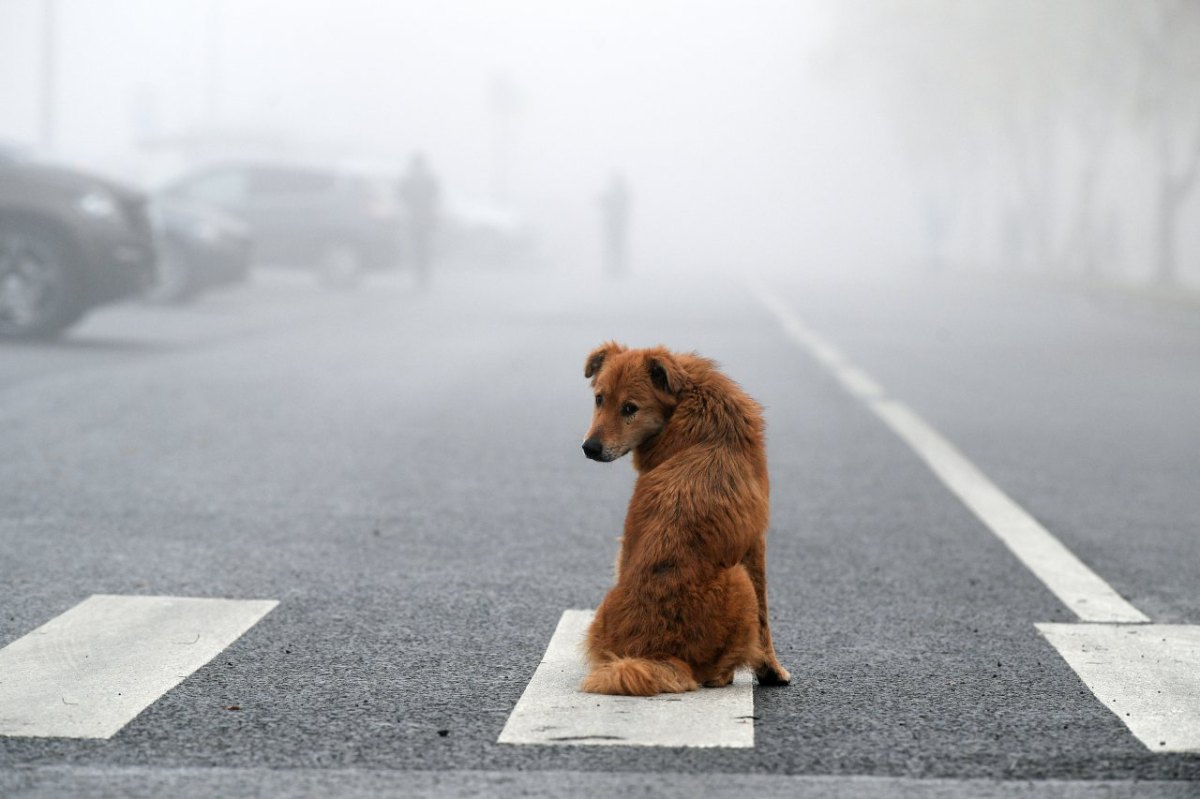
[0,145,156,338]
[159,162,402,284]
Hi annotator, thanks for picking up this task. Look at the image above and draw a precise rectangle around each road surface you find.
[1,266,1198,797]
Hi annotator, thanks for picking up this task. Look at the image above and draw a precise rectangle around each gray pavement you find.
[1,265,1198,795]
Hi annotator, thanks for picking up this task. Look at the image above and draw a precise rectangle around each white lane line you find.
[871,400,1148,623]
[750,282,1147,624]
[1036,623,1200,753]
[752,284,1200,754]
[498,610,754,748]
[835,364,886,401]
[0,594,278,739]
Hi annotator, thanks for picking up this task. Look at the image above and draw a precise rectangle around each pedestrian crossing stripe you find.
[498,609,754,748]
[0,594,278,739]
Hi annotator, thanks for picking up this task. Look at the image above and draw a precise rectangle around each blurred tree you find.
[828,0,1172,282]
[833,1,1077,272]
[1132,0,1200,286]
[830,1,999,269]
[1054,0,1136,277]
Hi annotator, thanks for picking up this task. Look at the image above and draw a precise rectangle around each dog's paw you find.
[755,663,791,687]
[702,672,735,688]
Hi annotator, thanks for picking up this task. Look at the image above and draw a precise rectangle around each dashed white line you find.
[0,594,278,739]
[498,610,754,748]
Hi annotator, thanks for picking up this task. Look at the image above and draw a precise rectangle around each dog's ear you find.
[585,341,626,381]
[647,350,687,397]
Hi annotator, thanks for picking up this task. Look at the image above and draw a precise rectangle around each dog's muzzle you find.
[582,438,606,461]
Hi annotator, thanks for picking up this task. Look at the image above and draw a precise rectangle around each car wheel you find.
[317,242,364,289]
[0,224,86,339]
[143,240,195,304]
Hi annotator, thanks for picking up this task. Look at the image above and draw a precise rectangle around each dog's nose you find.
[582,438,604,460]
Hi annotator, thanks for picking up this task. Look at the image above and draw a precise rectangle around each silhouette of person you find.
[598,173,630,276]
[398,153,440,287]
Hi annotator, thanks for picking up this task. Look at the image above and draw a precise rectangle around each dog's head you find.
[581,342,688,462]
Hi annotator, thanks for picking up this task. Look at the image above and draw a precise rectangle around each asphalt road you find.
[1,265,1198,797]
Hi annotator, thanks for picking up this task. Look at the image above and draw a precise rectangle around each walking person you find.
[598,172,630,277]
[398,153,441,288]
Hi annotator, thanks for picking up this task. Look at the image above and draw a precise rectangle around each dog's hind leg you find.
[744,538,791,686]
[699,638,749,688]
[700,566,765,689]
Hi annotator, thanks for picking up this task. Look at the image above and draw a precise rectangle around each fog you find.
[2,0,1199,285]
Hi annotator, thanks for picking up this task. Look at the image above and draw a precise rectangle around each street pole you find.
[39,0,57,149]
[206,0,222,126]
[489,72,516,205]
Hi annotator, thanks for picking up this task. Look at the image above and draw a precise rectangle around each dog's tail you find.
[580,656,698,696]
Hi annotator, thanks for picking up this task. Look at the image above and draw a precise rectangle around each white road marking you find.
[752,283,1200,753]
[0,594,278,739]
[835,364,886,400]
[751,283,1146,624]
[1037,624,1200,753]
[498,610,754,748]
[9,766,1200,797]
[870,400,1148,623]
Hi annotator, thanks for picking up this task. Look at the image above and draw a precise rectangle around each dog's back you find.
[580,344,788,694]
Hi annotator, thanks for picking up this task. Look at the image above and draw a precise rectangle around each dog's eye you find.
[621,402,638,417]
[595,394,603,408]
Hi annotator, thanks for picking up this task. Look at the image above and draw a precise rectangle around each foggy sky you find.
[0,1,916,275]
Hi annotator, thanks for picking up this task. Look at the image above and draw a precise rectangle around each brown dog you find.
[579,342,790,696]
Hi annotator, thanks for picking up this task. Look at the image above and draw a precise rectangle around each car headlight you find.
[77,190,120,221]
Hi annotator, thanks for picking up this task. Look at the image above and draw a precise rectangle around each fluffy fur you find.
[579,342,790,696]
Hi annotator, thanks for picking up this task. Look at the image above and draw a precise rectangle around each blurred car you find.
[0,143,155,338]
[158,161,402,285]
[144,196,252,304]
[439,197,534,268]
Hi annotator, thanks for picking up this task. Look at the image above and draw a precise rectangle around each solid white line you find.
[749,282,1148,624]
[0,594,279,739]
[752,283,1200,751]
[498,610,754,748]
[9,766,1199,798]
[835,364,886,400]
[1037,623,1200,752]
[870,400,1148,623]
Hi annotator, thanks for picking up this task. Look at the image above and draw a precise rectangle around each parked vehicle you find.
[439,197,534,268]
[0,144,155,338]
[145,196,251,304]
[158,162,402,286]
